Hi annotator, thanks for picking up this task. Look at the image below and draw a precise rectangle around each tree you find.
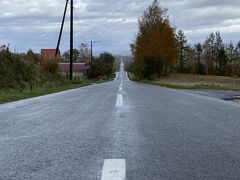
[176,30,188,73]
[194,43,205,74]
[233,42,240,77]
[214,31,224,74]
[99,52,115,76]
[87,52,115,78]
[203,33,215,75]
[79,43,90,63]
[130,0,178,79]
[227,42,234,63]
[25,49,40,64]
[99,52,115,65]
[184,45,195,73]
[63,49,80,62]
[218,47,227,76]
[226,42,235,76]
[0,44,10,52]
[195,43,202,64]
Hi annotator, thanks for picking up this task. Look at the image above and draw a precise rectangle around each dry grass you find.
[149,74,240,91]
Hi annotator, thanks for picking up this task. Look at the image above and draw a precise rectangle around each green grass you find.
[0,75,115,104]
[128,73,240,91]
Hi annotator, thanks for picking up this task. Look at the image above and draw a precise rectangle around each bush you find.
[0,49,64,90]
[42,60,58,74]
[87,52,115,79]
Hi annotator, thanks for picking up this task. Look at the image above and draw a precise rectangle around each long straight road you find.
[1,63,240,180]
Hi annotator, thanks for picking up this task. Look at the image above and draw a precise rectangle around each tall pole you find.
[56,0,69,57]
[70,0,74,80]
[90,41,93,64]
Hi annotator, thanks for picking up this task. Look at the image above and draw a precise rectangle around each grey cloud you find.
[0,0,240,54]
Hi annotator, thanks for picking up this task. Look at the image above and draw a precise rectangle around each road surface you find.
[183,89,240,102]
[1,63,240,180]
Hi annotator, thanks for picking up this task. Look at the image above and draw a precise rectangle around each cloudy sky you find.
[1,0,240,55]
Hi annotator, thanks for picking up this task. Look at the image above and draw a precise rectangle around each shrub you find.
[0,49,63,90]
[42,60,58,74]
[87,52,115,79]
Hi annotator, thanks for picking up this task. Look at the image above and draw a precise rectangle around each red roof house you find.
[40,49,87,76]
[40,49,60,64]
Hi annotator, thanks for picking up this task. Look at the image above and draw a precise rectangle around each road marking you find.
[114,72,119,81]
[125,72,130,81]
[101,159,126,180]
[116,94,123,107]
[119,81,123,91]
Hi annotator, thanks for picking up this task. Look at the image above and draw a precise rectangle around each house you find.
[40,49,60,65]
[58,63,86,76]
[40,48,87,76]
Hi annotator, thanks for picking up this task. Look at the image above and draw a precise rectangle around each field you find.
[135,74,240,91]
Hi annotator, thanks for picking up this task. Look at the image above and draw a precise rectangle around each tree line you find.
[176,30,240,77]
[130,0,240,79]
[61,43,91,63]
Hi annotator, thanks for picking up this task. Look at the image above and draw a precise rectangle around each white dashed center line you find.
[116,81,123,107]
[101,159,126,180]
[116,94,123,107]
[119,82,123,91]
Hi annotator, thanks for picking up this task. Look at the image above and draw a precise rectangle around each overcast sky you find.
[1,0,240,55]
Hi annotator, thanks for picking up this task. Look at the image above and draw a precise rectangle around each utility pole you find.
[56,0,69,57]
[90,41,93,64]
[70,0,74,80]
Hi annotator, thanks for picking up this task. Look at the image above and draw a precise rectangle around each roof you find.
[41,49,59,60]
[58,63,86,73]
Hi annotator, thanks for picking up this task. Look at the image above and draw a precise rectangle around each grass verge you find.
[0,75,115,104]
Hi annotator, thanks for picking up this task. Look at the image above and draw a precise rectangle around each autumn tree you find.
[130,0,178,79]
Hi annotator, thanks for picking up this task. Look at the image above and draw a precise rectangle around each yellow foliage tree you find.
[131,0,178,79]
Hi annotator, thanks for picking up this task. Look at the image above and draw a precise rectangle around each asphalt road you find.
[184,89,240,101]
[1,63,240,180]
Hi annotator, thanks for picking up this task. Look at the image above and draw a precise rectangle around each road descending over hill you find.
[1,62,240,180]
